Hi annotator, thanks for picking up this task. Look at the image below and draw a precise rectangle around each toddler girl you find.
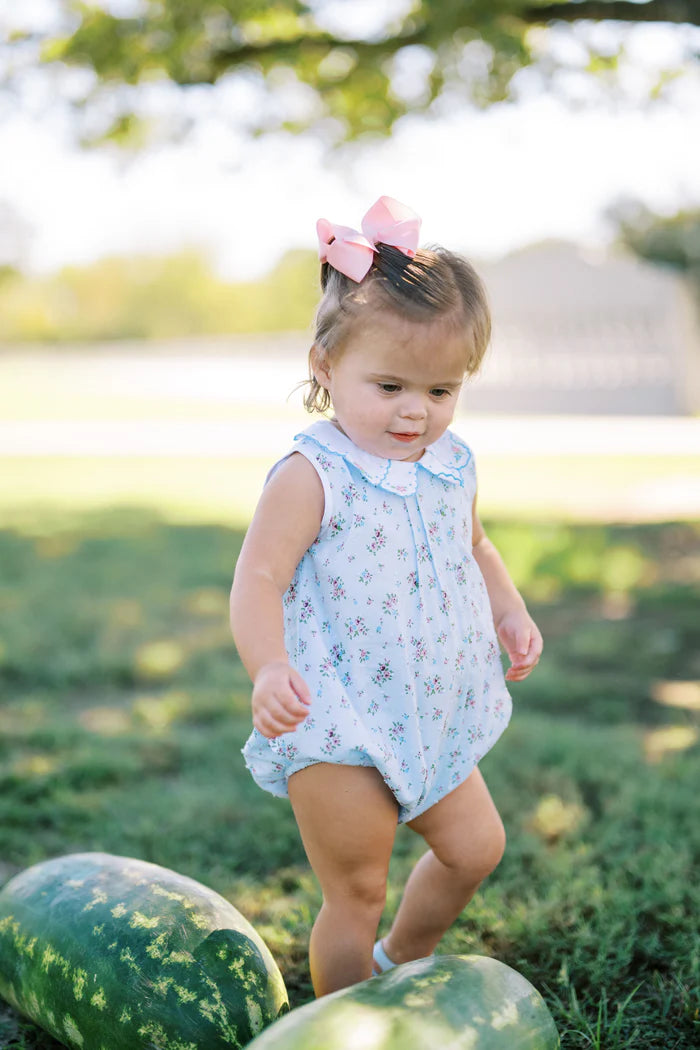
[230,196,542,998]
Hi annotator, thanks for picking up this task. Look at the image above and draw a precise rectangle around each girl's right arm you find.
[230,453,325,738]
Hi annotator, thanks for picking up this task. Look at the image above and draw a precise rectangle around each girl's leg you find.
[287,763,398,996]
[379,766,505,966]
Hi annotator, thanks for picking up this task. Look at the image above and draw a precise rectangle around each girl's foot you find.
[371,939,397,976]
[372,939,438,975]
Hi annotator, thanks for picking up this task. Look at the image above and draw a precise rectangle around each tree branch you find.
[207,27,430,78]
[522,1,700,26]
[199,0,700,78]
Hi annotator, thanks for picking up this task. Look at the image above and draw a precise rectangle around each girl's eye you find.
[430,389,451,398]
[378,383,400,393]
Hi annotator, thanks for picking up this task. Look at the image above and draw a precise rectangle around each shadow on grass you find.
[0,511,698,1048]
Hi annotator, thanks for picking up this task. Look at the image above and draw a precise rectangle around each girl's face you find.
[313,312,468,461]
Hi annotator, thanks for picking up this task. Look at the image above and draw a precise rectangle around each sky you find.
[1,1,699,279]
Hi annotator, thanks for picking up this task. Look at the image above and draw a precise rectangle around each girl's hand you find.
[252,661,312,738]
[496,607,543,682]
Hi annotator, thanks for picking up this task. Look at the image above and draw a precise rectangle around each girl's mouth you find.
[389,432,420,443]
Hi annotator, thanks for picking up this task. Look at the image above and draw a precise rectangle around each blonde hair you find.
[304,244,491,414]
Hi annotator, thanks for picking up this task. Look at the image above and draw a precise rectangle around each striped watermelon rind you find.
[247,954,560,1050]
[0,852,288,1050]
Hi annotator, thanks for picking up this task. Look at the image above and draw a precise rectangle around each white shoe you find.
[372,939,396,975]
[372,939,436,976]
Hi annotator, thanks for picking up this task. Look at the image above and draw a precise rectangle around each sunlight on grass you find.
[643,725,699,763]
[131,695,174,731]
[476,456,700,523]
[78,706,132,736]
[1,454,699,526]
[129,690,236,731]
[0,700,47,734]
[598,546,650,592]
[650,680,700,711]
[599,592,634,620]
[11,755,56,778]
[0,457,268,528]
[131,692,191,731]
[529,795,589,843]
[181,587,229,617]
[34,533,78,560]
[109,599,143,628]
[134,640,186,679]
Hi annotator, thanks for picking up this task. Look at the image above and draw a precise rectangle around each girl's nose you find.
[400,397,427,420]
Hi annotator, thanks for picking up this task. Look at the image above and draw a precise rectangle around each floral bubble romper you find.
[242,420,512,823]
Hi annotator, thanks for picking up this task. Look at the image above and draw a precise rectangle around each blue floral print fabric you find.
[242,420,512,823]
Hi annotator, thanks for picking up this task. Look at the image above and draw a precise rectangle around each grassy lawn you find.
[1,454,699,528]
[0,508,698,1048]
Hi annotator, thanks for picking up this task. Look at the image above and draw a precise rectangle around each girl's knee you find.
[326,869,388,918]
[439,815,506,883]
[481,817,506,876]
[470,813,506,878]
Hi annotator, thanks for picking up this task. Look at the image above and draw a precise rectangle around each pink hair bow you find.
[317,196,421,283]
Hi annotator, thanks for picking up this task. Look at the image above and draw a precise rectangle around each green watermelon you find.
[247,954,559,1050]
[0,852,288,1050]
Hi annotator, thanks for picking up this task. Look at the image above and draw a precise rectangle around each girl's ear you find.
[310,344,331,387]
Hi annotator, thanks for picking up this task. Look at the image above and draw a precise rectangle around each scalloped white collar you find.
[294,420,471,496]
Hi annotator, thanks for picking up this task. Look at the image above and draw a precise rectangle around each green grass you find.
[1,454,699,529]
[0,512,699,1048]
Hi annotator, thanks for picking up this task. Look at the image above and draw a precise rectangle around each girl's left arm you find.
[471,498,543,682]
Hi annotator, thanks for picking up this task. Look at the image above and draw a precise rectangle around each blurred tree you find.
[6,1,699,145]
[613,201,700,299]
[613,203,700,412]
[0,248,319,342]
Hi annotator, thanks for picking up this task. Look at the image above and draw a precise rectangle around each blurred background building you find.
[466,242,699,415]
